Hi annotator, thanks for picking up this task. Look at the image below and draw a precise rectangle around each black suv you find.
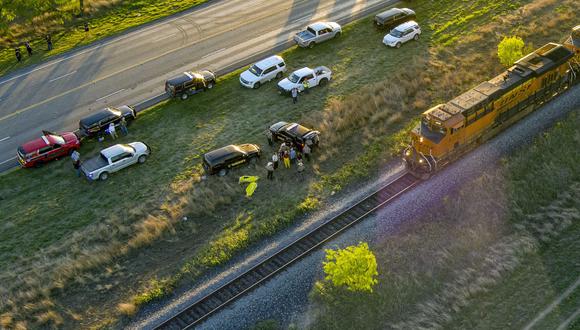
[165,70,216,100]
[374,8,416,30]
[79,106,136,137]
[203,144,261,176]
[269,122,320,146]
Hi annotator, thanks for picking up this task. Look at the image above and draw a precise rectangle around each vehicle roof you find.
[80,107,120,126]
[376,8,405,19]
[283,123,311,137]
[308,22,330,31]
[101,144,132,158]
[20,134,61,153]
[255,55,284,70]
[293,67,313,77]
[394,20,419,31]
[204,145,242,163]
[166,71,203,85]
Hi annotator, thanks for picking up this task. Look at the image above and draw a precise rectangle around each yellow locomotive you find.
[404,26,580,178]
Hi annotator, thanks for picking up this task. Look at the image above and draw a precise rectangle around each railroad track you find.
[155,172,419,329]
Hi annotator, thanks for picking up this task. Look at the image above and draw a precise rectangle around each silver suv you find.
[240,55,287,89]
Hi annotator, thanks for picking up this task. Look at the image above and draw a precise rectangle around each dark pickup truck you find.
[165,70,216,100]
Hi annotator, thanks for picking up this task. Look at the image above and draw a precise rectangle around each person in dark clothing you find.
[15,47,22,62]
[25,42,33,56]
[266,162,274,180]
[266,129,273,146]
[46,35,53,50]
[303,143,311,162]
[291,87,298,104]
[84,22,90,32]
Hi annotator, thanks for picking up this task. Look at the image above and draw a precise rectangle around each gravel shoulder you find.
[129,85,580,330]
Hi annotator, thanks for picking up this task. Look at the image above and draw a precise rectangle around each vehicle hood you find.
[128,142,149,154]
[278,78,296,91]
[238,143,261,155]
[199,70,216,81]
[327,22,341,31]
[295,30,314,41]
[241,70,259,83]
[384,34,399,43]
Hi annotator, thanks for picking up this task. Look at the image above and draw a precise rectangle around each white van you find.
[240,55,287,89]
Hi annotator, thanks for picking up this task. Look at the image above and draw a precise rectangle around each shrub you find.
[497,36,525,67]
[322,242,378,292]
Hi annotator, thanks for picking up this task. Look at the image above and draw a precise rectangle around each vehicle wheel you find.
[414,34,420,41]
[99,172,109,181]
[396,42,401,49]
[218,168,228,177]
[138,155,147,164]
[276,72,283,79]
[308,42,316,49]
[335,31,341,38]
[253,82,261,89]
[181,93,188,100]
[206,81,215,90]
[319,78,328,86]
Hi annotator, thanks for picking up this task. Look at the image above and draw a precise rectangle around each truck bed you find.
[81,154,108,173]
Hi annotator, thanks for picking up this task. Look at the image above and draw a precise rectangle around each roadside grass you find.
[306,110,580,330]
[0,0,575,327]
[0,0,207,77]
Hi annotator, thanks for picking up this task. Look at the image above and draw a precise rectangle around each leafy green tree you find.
[497,36,525,67]
[322,242,378,292]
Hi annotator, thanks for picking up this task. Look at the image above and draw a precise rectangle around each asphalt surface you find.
[0,0,395,172]
[128,85,580,329]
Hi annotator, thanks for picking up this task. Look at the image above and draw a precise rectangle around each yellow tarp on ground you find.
[239,175,259,184]
[246,182,258,198]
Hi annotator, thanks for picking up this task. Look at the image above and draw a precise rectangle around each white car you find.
[383,20,421,48]
[277,66,332,93]
[240,55,287,89]
[294,22,342,48]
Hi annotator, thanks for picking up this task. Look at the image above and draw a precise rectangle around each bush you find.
[322,242,378,292]
[497,36,525,67]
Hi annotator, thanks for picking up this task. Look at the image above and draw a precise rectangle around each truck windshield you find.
[249,65,262,76]
[289,73,300,83]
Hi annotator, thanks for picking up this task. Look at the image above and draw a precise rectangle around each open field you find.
[0,0,207,77]
[0,0,578,328]
[307,109,580,329]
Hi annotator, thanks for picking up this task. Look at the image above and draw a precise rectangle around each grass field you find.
[0,0,577,328]
[0,0,207,77]
[307,110,580,330]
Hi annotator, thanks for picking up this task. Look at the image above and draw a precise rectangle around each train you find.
[404,25,580,178]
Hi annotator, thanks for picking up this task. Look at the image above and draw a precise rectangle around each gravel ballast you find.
[130,85,580,330]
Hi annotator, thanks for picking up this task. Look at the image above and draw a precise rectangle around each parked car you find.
[269,122,320,146]
[165,70,216,100]
[79,106,136,138]
[17,131,80,168]
[240,55,287,89]
[203,144,261,176]
[374,8,416,29]
[277,66,332,94]
[294,22,342,48]
[383,21,421,48]
[81,142,150,181]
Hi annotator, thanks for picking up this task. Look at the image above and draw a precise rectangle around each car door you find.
[304,73,317,87]
[227,152,246,168]
[110,152,133,172]
[262,66,277,82]
[36,146,53,163]
[318,28,331,42]
[404,28,414,42]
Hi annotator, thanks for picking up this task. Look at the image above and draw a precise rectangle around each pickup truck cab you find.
[17,131,80,168]
[294,22,342,48]
[81,142,150,181]
[277,66,332,93]
[165,70,216,100]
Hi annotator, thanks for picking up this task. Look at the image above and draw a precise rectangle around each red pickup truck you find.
[17,131,81,168]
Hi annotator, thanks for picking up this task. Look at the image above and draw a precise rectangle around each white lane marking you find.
[524,276,580,330]
[0,157,16,165]
[96,89,126,102]
[557,307,580,330]
[201,48,226,59]
[49,70,78,82]
[0,136,9,142]
[153,33,177,42]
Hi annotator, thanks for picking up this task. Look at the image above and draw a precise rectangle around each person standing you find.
[25,42,33,56]
[15,47,22,62]
[272,153,279,170]
[119,117,128,136]
[303,143,311,162]
[71,150,81,177]
[289,147,296,164]
[266,162,274,180]
[46,35,53,51]
[108,122,117,139]
[297,160,305,177]
[84,21,90,32]
[283,151,291,168]
[302,79,310,94]
[266,129,273,147]
[291,87,298,104]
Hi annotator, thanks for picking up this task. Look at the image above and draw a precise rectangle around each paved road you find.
[0,0,393,171]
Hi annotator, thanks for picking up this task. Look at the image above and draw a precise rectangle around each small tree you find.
[497,36,525,67]
[322,242,378,292]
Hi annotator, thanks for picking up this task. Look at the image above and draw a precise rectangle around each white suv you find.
[240,55,287,89]
[383,20,421,48]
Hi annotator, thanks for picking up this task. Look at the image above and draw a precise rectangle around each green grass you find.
[1,0,575,327]
[0,0,207,77]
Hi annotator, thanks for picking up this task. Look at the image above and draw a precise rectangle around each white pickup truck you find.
[81,142,150,181]
[277,66,332,94]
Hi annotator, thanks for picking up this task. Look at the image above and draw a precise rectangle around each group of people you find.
[101,118,129,141]
[265,137,314,180]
